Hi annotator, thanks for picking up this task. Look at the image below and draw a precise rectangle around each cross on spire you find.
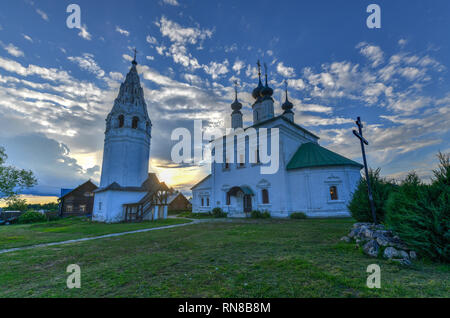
[132,48,138,65]
[264,62,268,85]
[233,80,238,99]
[284,79,289,100]
[257,60,261,80]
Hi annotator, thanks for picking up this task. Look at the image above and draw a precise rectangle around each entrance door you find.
[243,195,252,213]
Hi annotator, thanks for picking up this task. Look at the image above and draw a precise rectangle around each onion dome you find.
[252,60,264,100]
[231,86,242,111]
[261,72,273,99]
[282,84,294,112]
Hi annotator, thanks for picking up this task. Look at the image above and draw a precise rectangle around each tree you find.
[0,146,37,204]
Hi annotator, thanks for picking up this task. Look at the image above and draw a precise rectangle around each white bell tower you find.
[93,51,154,223]
[100,52,152,188]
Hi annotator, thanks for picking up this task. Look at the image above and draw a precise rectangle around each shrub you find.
[250,210,262,218]
[385,155,450,263]
[18,211,47,224]
[261,211,271,219]
[211,208,227,218]
[250,210,271,219]
[290,212,307,219]
[348,168,396,223]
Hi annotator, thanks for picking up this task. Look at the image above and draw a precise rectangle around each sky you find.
[0,0,449,202]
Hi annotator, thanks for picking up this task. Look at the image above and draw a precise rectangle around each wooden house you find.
[59,180,98,217]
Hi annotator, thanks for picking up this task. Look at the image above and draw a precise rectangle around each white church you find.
[191,63,363,218]
[92,55,169,223]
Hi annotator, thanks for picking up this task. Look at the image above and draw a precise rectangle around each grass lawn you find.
[0,217,191,250]
[0,218,448,297]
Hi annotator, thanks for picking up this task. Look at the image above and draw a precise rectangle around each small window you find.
[207,197,210,207]
[201,198,204,207]
[66,205,73,212]
[99,202,102,211]
[118,115,124,128]
[226,193,231,205]
[330,186,338,200]
[79,205,86,213]
[132,116,139,129]
[262,189,269,204]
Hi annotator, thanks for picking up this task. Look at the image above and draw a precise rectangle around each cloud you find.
[146,35,158,45]
[0,42,24,57]
[22,34,33,43]
[276,62,295,78]
[232,59,245,75]
[357,42,384,67]
[68,53,105,78]
[162,0,179,6]
[35,9,49,21]
[78,25,92,40]
[157,16,212,45]
[203,60,229,79]
[116,26,130,36]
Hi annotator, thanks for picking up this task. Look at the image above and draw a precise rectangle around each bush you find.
[250,210,271,219]
[290,212,307,219]
[348,168,396,223]
[18,211,47,224]
[385,154,450,263]
[211,208,227,218]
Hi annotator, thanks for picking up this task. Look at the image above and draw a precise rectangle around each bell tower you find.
[99,51,152,188]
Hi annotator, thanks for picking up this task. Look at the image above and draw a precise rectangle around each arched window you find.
[118,115,124,128]
[226,193,231,205]
[330,186,338,200]
[262,189,269,204]
[132,116,139,129]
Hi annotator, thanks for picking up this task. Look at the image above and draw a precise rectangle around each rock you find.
[409,251,417,260]
[340,236,351,243]
[362,227,375,239]
[348,228,359,238]
[376,235,390,246]
[363,240,380,258]
[383,247,398,259]
[398,250,410,260]
[391,258,412,266]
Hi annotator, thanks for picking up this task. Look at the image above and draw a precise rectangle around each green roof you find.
[287,142,363,170]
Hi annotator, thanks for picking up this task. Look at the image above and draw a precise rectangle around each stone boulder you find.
[363,240,380,258]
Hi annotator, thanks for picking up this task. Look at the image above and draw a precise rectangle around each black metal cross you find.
[353,117,377,224]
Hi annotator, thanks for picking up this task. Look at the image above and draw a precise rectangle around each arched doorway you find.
[227,186,254,213]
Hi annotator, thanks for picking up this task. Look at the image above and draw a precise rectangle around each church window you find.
[262,189,269,204]
[207,197,210,206]
[201,198,204,206]
[226,193,231,205]
[118,115,124,128]
[330,186,338,200]
[79,205,86,213]
[132,116,139,129]
[66,205,73,212]
[98,202,102,211]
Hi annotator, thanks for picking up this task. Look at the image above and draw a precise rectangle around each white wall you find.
[92,190,147,223]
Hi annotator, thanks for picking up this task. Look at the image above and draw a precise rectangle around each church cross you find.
[353,117,377,224]
[233,80,238,99]
[133,48,138,61]
[257,60,261,78]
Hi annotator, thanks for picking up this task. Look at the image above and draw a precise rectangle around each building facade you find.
[191,64,362,218]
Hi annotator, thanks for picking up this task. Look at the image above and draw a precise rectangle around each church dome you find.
[231,98,242,111]
[252,79,264,100]
[282,84,294,111]
[261,73,273,99]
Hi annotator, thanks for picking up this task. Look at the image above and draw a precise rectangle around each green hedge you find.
[385,155,450,263]
[290,212,307,219]
[17,211,48,224]
[348,168,396,223]
[250,210,271,219]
